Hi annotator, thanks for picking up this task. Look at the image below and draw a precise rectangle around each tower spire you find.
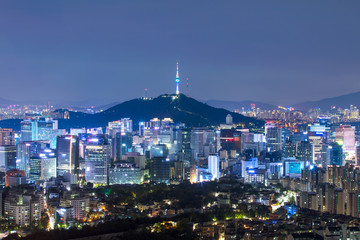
[175,62,180,95]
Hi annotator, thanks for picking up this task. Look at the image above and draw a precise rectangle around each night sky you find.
[1,1,360,105]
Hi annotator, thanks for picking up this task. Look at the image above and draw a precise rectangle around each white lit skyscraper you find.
[84,135,110,185]
[335,125,356,164]
[208,154,220,180]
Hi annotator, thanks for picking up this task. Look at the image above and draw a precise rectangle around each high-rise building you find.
[111,132,132,162]
[20,118,60,148]
[0,145,16,172]
[0,128,15,145]
[20,120,34,142]
[29,149,56,181]
[150,145,170,184]
[327,143,344,166]
[56,135,79,176]
[208,154,220,180]
[296,141,312,162]
[335,125,356,164]
[84,135,110,185]
[265,123,282,152]
[16,141,50,178]
[180,128,192,162]
[307,131,327,165]
[139,121,152,137]
[107,119,133,136]
[284,140,296,158]
[191,128,218,161]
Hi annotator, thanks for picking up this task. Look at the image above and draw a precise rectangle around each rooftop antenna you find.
[144,88,148,99]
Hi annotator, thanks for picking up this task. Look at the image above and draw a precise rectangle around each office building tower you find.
[180,128,192,162]
[335,125,356,164]
[307,131,327,165]
[16,141,50,178]
[139,121,152,137]
[84,135,110,185]
[265,123,282,152]
[107,118,133,136]
[0,128,15,145]
[208,154,220,180]
[0,145,16,172]
[29,149,56,181]
[327,143,344,166]
[150,145,170,184]
[284,140,296,158]
[174,160,185,180]
[191,128,218,161]
[56,135,80,176]
[296,141,312,162]
[20,118,59,147]
[20,119,34,141]
[111,132,132,162]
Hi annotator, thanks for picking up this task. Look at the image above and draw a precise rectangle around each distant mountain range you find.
[294,91,360,111]
[0,94,264,131]
[204,100,277,111]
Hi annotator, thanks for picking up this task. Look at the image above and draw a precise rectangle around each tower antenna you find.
[175,62,180,95]
[144,88,148,99]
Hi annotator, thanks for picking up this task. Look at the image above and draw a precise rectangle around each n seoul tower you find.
[175,62,180,95]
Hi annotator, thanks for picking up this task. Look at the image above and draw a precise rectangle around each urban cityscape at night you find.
[1,1,360,240]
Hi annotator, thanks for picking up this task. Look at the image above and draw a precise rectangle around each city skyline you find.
[1,1,360,105]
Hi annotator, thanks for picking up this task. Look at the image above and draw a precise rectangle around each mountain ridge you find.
[56,94,264,130]
[294,91,360,111]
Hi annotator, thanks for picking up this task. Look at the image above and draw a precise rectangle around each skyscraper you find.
[265,123,282,152]
[56,135,80,176]
[29,148,56,181]
[84,135,110,185]
[0,128,15,145]
[335,125,356,164]
[208,154,220,180]
[0,145,17,172]
[16,141,50,178]
[20,118,59,147]
[150,144,170,184]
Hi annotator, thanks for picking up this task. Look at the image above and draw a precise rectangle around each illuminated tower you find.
[175,62,180,95]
